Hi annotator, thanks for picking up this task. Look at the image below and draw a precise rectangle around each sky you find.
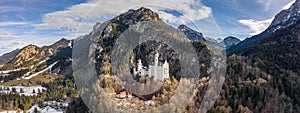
[0,0,296,55]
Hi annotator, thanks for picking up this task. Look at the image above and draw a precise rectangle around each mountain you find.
[222,36,241,48]
[46,38,70,50]
[92,7,163,74]
[88,7,209,78]
[0,49,20,64]
[0,38,70,69]
[177,24,206,41]
[71,7,213,113]
[228,0,300,73]
[214,2,300,112]
[267,0,300,33]
[228,0,300,55]
[211,20,300,112]
[74,7,209,82]
[111,7,161,25]
[10,45,45,67]
[237,19,300,73]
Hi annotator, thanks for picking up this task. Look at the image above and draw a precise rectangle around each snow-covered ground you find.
[0,59,48,77]
[37,59,48,65]
[43,100,69,108]
[0,110,18,113]
[68,40,73,48]
[0,85,47,96]
[27,100,69,113]
[0,100,69,113]
[0,73,10,77]
[22,61,58,80]
[0,106,64,113]
[27,104,64,113]
[0,68,22,74]
[0,67,28,77]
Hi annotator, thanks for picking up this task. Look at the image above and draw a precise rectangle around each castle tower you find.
[154,52,159,66]
[163,60,169,79]
[137,59,143,71]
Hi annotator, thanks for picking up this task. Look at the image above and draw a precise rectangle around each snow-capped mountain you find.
[266,0,300,33]
[228,0,300,55]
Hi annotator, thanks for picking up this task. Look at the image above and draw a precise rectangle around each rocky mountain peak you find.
[111,7,161,25]
[93,22,102,31]
[223,36,240,42]
[267,0,300,33]
[21,45,39,52]
[49,38,70,49]
[222,36,241,48]
[177,24,190,30]
[229,0,300,55]
[177,24,205,41]
[12,45,43,66]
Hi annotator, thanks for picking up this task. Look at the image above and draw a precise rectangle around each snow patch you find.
[68,41,72,48]
[0,110,18,113]
[0,85,47,96]
[0,69,22,74]
[27,104,64,113]
[22,61,58,80]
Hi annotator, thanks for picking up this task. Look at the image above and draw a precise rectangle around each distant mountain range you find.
[0,49,20,64]
[0,38,70,71]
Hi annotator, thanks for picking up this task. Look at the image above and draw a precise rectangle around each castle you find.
[133,52,169,81]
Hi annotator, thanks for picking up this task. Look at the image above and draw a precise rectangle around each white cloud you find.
[0,29,61,56]
[0,22,28,27]
[239,0,295,36]
[34,0,212,35]
[1,0,213,55]
[238,18,274,35]
[0,29,11,37]
[282,0,296,10]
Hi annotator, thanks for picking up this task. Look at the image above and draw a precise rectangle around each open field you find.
[0,74,57,86]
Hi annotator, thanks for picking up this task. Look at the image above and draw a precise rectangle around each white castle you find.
[133,52,169,81]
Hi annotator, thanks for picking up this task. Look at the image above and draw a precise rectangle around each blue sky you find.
[0,0,295,55]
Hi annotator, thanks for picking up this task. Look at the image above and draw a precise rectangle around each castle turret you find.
[137,59,143,71]
[154,52,159,66]
[163,60,169,79]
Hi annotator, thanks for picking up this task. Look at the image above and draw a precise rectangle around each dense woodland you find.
[207,19,300,113]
